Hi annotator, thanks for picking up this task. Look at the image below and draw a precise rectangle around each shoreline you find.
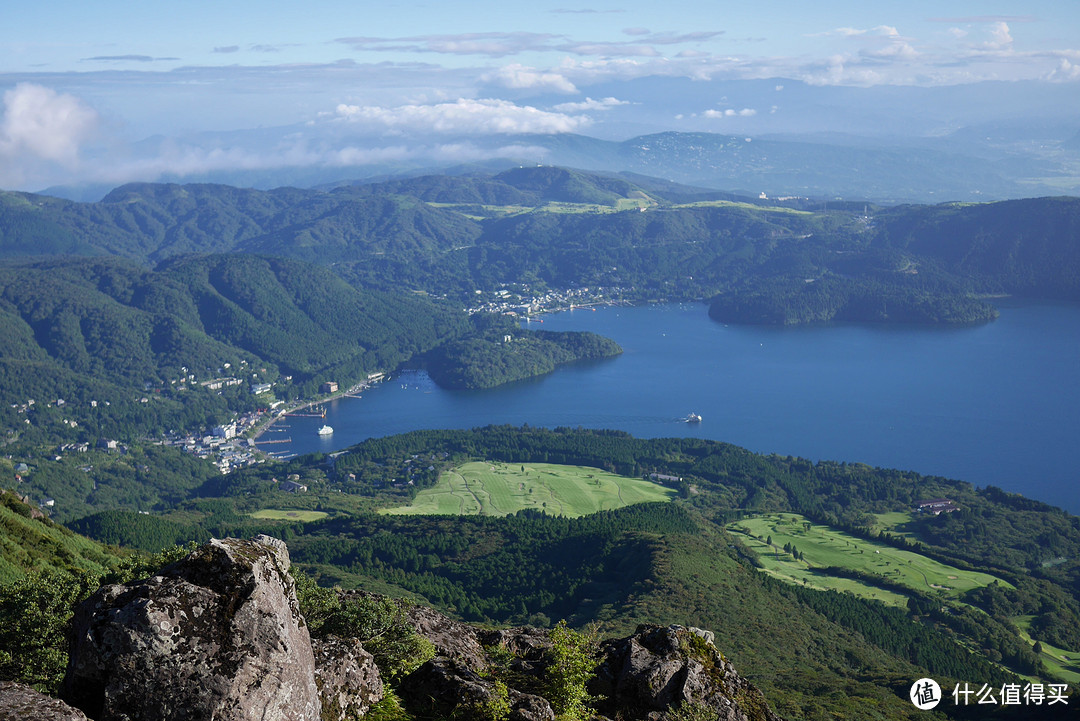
[251,378,380,445]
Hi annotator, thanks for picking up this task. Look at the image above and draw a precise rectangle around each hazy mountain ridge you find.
[40,122,1080,203]
[5,169,1078,318]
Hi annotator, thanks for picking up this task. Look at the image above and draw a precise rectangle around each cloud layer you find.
[331,97,592,135]
[0,83,98,186]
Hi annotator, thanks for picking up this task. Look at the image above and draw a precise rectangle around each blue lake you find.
[275,301,1080,513]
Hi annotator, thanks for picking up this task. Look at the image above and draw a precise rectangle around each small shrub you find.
[101,542,198,585]
[474,678,512,721]
[321,595,435,680]
[663,701,718,721]
[545,620,598,721]
[0,570,97,693]
[293,571,435,681]
[365,689,413,721]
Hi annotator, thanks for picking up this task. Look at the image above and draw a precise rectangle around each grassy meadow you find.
[248,509,329,522]
[1012,615,1080,685]
[381,461,674,517]
[728,513,1009,607]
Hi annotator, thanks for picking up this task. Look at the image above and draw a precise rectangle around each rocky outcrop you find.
[404,598,488,670]
[62,535,321,721]
[0,682,89,721]
[593,624,782,721]
[54,537,779,721]
[401,656,557,721]
[392,607,556,721]
[311,636,383,721]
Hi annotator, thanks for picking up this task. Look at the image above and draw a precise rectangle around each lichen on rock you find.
[61,535,321,721]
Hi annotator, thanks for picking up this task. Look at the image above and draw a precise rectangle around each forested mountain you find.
[0,254,466,439]
[872,197,1080,297]
[1,166,1078,445]
[334,165,651,207]
[3,169,1078,324]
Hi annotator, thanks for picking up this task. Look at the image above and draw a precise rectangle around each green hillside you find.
[3,172,1078,321]
[0,254,467,440]
[49,426,1074,716]
[0,490,117,584]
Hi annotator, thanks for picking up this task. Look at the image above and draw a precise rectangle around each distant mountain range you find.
[7,167,1080,306]
[41,127,1080,204]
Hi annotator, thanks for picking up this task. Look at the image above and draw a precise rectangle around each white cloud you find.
[483,64,579,94]
[984,22,1014,50]
[54,135,556,188]
[332,98,591,135]
[703,108,756,118]
[816,25,902,40]
[0,83,98,165]
[560,42,661,57]
[1047,58,1080,82]
[0,83,99,187]
[863,41,918,61]
[551,97,629,112]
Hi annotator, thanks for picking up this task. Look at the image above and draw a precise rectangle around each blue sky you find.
[2,1,1079,189]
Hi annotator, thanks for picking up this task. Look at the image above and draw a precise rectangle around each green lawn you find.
[728,513,1010,606]
[866,511,914,534]
[735,532,912,607]
[1012,615,1080,685]
[248,509,329,522]
[672,200,813,215]
[380,461,675,517]
[426,200,654,217]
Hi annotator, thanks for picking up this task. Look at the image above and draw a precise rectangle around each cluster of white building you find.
[465,284,630,317]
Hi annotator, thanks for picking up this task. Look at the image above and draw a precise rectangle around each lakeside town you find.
[153,283,635,473]
[7,283,649,515]
[463,284,635,317]
[160,373,388,474]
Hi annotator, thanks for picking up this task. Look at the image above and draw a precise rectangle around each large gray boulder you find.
[312,635,384,721]
[593,624,783,721]
[62,535,321,721]
[399,657,555,721]
[0,682,89,721]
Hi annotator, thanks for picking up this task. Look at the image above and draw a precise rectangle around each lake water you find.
[273,301,1080,514]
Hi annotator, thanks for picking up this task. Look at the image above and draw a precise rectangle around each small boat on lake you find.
[685,412,702,424]
[317,425,334,436]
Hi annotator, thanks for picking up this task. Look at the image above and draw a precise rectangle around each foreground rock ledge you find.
[54,535,780,721]
[62,535,321,721]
